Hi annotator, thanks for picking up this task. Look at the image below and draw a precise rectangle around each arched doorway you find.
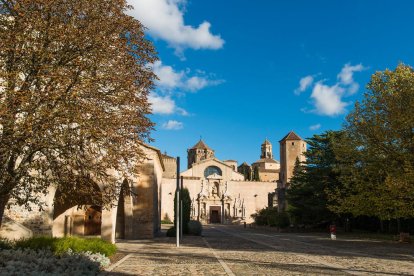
[84,205,102,236]
[115,180,132,239]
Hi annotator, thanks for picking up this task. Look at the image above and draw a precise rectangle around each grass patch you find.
[13,236,116,256]
[0,238,13,249]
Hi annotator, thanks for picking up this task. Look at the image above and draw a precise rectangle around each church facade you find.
[160,131,306,224]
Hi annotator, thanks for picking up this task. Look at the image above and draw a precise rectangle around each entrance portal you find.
[84,205,102,235]
[209,206,221,224]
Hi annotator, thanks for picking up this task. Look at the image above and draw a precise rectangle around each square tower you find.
[279,131,306,188]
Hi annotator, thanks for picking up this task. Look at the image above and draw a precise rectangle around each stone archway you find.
[115,180,133,239]
[52,179,103,238]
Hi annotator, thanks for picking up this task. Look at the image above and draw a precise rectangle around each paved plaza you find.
[104,225,414,275]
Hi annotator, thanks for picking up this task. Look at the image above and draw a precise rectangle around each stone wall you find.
[1,189,55,239]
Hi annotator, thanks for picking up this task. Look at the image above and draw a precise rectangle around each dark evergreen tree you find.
[173,188,192,234]
[181,188,192,234]
[253,166,260,181]
[287,131,342,226]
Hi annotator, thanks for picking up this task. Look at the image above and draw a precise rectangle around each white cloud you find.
[299,63,365,116]
[148,93,176,115]
[151,61,222,92]
[311,83,348,116]
[337,63,365,86]
[152,61,183,89]
[295,75,314,95]
[162,120,184,130]
[309,123,321,131]
[148,93,190,116]
[127,0,224,53]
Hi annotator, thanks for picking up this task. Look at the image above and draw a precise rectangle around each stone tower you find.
[279,131,306,188]
[187,140,215,169]
[260,139,273,159]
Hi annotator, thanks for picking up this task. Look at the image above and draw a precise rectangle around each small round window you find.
[204,166,222,178]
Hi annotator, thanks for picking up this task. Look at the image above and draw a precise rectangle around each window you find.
[204,166,222,178]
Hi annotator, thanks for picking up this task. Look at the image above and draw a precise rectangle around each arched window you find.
[204,166,222,178]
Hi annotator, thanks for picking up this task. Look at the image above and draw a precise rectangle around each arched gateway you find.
[1,144,165,243]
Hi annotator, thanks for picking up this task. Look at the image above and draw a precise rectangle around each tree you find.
[238,164,251,181]
[173,188,191,234]
[181,188,191,234]
[0,0,157,226]
[331,64,414,220]
[252,166,260,181]
[287,131,342,226]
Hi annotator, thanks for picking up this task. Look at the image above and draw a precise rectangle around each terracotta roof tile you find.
[190,140,213,150]
[279,131,303,142]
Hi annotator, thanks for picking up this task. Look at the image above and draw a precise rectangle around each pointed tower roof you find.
[238,161,250,167]
[190,139,212,150]
[262,138,271,145]
[279,131,303,142]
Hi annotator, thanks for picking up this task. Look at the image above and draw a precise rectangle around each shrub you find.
[162,214,172,224]
[187,220,202,236]
[67,248,110,268]
[251,207,278,226]
[275,212,290,228]
[0,248,104,274]
[166,226,176,237]
[252,207,290,228]
[14,236,116,257]
[0,239,12,249]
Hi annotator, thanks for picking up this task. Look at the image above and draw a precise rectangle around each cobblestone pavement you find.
[104,225,414,275]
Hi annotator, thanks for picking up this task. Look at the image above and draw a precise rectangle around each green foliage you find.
[251,207,290,228]
[187,220,203,236]
[332,64,414,220]
[173,187,192,234]
[275,212,290,228]
[238,165,251,181]
[0,239,12,249]
[252,166,260,181]
[161,214,172,224]
[166,226,176,237]
[181,188,192,234]
[13,236,116,257]
[287,131,341,226]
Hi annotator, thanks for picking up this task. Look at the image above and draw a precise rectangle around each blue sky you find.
[128,0,414,166]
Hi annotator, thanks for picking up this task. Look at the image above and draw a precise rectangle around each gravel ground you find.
[103,225,414,275]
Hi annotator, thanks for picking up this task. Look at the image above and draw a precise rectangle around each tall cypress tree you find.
[253,166,260,181]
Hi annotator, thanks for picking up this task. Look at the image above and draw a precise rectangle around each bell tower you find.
[187,140,215,169]
[260,139,273,159]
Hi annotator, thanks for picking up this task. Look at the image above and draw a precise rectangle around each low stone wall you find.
[2,199,53,237]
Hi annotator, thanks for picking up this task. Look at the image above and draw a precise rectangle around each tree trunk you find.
[0,194,10,228]
[380,220,384,233]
